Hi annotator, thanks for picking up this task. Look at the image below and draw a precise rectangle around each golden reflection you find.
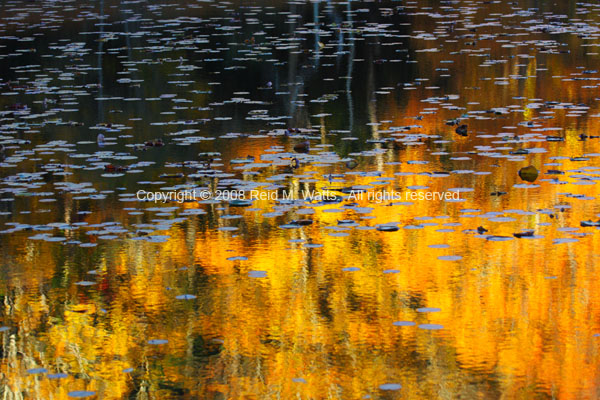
[2,140,600,398]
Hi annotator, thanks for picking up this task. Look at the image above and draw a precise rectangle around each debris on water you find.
[291,220,313,226]
[376,224,399,232]
[510,149,529,155]
[293,141,310,153]
[229,200,253,207]
[581,220,600,227]
[455,125,468,136]
[514,231,535,238]
[518,166,539,182]
[345,160,358,170]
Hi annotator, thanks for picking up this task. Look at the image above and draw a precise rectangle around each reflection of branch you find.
[8,335,17,370]
[136,380,149,400]
[97,0,105,120]
[313,1,320,67]
[1,383,25,400]
[287,2,298,125]
[68,342,91,379]
[346,0,354,132]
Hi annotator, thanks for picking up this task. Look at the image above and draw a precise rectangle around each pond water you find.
[1,0,600,398]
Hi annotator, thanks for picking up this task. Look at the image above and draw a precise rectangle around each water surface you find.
[1,0,600,398]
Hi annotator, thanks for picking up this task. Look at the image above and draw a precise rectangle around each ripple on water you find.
[68,391,96,398]
[429,244,450,248]
[437,255,462,261]
[393,321,416,327]
[48,373,68,379]
[75,281,96,286]
[379,383,402,390]
[148,339,168,345]
[176,294,196,300]
[418,324,444,330]
[27,368,48,374]
[417,307,441,313]
[248,270,267,278]
[227,256,247,261]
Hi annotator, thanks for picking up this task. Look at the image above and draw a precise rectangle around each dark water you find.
[1,0,600,398]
